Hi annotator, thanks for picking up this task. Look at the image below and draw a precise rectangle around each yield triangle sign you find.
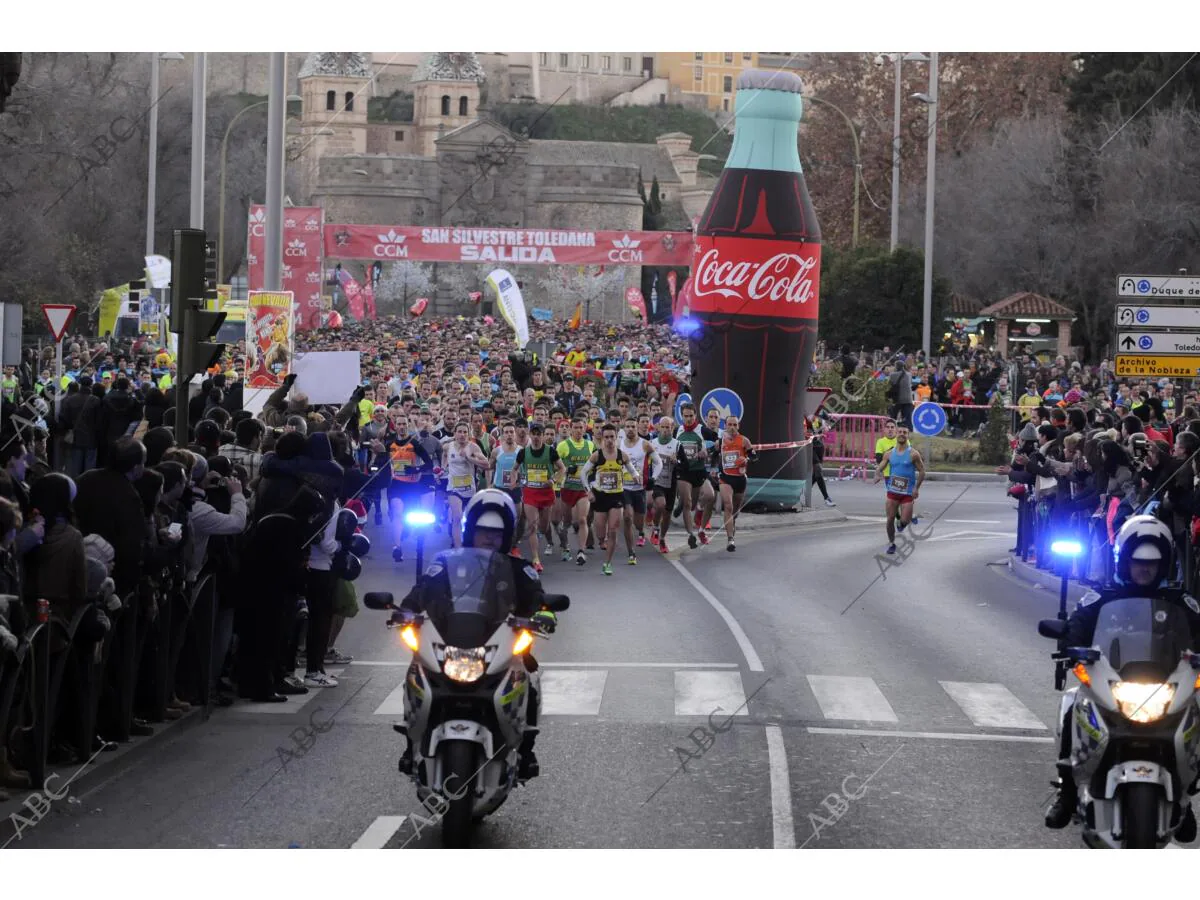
[43,304,77,342]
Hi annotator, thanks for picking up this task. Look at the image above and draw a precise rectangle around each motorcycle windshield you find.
[1091,596,1194,679]
[423,548,517,649]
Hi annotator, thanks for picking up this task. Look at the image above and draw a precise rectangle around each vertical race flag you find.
[568,303,582,329]
[334,265,366,321]
[246,290,295,388]
[626,286,647,325]
[486,268,530,349]
[247,206,325,330]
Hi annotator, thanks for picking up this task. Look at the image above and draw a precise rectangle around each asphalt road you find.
[2,478,1145,849]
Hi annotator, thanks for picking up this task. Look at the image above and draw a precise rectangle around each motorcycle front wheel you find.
[1122,783,1160,849]
[441,741,477,848]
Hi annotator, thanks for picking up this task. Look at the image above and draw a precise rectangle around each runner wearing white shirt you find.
[444,422,489,547]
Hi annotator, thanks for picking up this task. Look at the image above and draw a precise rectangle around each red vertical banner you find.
[626,287,647,325]
[667,270,678,300]
[247,206,325,330]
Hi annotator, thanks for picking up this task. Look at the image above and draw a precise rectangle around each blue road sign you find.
[912,402,947,437]
[1137,308,1150,324]
[700,387,744,427]
[674,392,692,423]
[1139,335,1154,350]
[1138,279,1152,294]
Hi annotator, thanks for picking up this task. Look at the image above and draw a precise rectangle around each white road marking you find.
[350,659,410,667]
[235,669,345,714]
[674,670,749,716]
[924,530,1014,542]
[351,816,408,849]
[542,662,739,669]
[808,726,1053,744]
[373,679,408,716]
[943,519,1002,524]
[940,682,1047,730]
[765,725,795,849]
[668,559,765,672]
[807,675,898,723]
[541,669,608,716]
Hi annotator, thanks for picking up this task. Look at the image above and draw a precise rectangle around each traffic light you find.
[180,306,227,379]
[171,228,206,334]
[128,279,145,316]
[204,240,218,306]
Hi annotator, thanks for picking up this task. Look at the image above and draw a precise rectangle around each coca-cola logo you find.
[693,248,817,306]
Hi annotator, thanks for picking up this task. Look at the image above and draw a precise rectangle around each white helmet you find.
[462,488,518,552]
[1113,514,1174,586]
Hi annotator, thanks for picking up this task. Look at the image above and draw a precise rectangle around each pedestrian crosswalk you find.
[228,664,1049,732]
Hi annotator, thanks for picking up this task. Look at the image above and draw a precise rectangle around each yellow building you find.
[658,52,759,113]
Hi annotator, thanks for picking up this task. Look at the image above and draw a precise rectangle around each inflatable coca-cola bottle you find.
[688,69,820,508]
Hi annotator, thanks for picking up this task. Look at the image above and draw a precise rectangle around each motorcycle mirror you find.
[363,591,396,610]
[542,594,570,612]
[1038,619,1067,640]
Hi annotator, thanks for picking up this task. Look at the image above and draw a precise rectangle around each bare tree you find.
[537,265,625,321]
[376,260,433,315]
[918,107,1200,358]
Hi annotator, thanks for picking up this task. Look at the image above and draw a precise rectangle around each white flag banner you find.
[145,255,172,289]
[486,268,529,349]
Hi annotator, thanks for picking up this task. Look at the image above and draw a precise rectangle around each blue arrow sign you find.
[1139,335,1153,350]
[674,392,692,424]
[700,387,744,427]
[1136,308,1150,324]
[911,402,947,437]
[1138,279,1152,294]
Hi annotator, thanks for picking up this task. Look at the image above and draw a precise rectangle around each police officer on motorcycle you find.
[1045,515,1200,838]
[392,488,559,780]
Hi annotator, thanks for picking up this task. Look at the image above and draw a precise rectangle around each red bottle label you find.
[690,235,820,319]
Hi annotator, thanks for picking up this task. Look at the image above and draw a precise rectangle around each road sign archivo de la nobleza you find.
[1114,355,1200,378]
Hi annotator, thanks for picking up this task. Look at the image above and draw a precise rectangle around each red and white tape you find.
[753,439,813,451]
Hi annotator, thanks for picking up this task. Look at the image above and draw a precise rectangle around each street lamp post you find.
[146,53,184,258]
[915,52,939,358]
[886,52,929,252]
[806,95,861,248]
[217,94,303,281]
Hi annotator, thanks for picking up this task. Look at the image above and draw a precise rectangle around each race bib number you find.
[680,442,696,459]
[527,468,548,486]
[598,471,619,492]
[501,468,517,487]
[888,475,911,493]
[723,451,740,469]
[451,474,472,489]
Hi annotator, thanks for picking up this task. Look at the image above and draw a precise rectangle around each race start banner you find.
[324,225,693,266]
[246,290,295,389]
[246,206,325,331]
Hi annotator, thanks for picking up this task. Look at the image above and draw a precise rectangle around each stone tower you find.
[297,52,371,157]
[410,52,486,157]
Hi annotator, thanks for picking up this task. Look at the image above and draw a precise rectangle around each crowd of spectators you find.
[0,313,697,801]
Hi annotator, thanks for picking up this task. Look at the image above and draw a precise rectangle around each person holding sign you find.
[515,423,566,572]
[872,425,926,556]
[443,422,490,547]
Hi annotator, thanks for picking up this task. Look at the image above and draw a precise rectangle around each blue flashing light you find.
[405,510,436,527]
[1050,540,1083,557]
[674,317,702,338]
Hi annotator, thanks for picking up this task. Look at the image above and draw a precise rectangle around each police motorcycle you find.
[1038,516,1200,848]
[363,494,568,847]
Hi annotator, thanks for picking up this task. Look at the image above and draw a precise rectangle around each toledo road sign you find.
[1117,275,1200,299]
[1114,355,1200,378]
[1115,305,1200,330]
[1117,333,1200,355]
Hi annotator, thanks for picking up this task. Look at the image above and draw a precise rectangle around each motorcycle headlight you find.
[1110,681,1176,723]
[443,647,487,683]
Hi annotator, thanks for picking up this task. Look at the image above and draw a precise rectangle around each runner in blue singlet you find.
[871,424,926,556]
